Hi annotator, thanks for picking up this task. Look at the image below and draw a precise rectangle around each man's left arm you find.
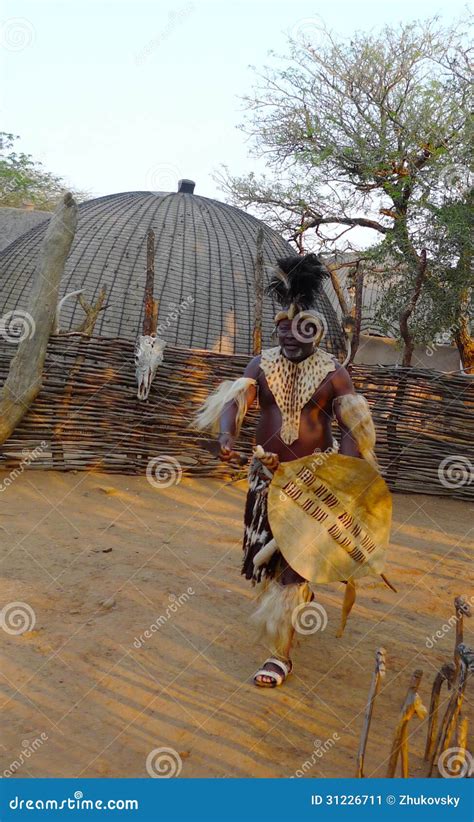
[331,364,360,458]
[331,364,378,469]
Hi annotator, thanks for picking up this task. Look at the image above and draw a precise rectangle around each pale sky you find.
[1,0,468,202]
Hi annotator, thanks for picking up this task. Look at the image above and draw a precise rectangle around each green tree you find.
[217,18,473,368]
[0,132,88,211]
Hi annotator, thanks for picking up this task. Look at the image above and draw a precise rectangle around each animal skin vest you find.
[259,347,337,445]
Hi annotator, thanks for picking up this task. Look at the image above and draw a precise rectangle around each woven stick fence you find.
[0,334,472,499]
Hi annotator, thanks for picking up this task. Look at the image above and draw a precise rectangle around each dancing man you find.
[195,254,388,687]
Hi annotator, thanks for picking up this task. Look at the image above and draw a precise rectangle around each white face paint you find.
[134,335,166,400]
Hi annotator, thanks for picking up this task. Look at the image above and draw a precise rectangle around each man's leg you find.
[252,561,312,686]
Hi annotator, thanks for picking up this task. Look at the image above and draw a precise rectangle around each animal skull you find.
[134,335,166,400]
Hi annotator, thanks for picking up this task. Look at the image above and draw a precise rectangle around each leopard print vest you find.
[260,347,337,445]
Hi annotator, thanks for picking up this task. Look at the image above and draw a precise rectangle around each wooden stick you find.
[400,723,409,777]
[252,227,264,355]
[454,595,471,678]
[451,716,469,777]
[76,287,107,336]
[143,229,157,336]
[424,662,455,761]
[355,647,386,777]
[386,669,427,778]
[427,649,470,776]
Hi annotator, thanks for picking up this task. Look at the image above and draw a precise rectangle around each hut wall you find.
[0,335,472,500]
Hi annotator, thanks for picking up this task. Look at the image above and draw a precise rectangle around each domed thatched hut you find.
[0,181,345,356]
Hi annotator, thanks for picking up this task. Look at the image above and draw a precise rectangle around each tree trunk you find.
[0,192,78,443]
[454,292,474,373]
[327,263,350,316]
[399,249,428,367]
[350,264,364,364]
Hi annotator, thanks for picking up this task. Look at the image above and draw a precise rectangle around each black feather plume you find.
[267,253,329,310]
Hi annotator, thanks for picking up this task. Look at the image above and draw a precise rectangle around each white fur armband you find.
[334,393,378,470]
[194,377,256,435]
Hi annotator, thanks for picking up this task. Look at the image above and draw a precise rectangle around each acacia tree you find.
[0,132,87,211]
[217,18,473,369]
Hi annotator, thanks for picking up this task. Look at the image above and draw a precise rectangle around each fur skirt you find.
[241,458,305,586]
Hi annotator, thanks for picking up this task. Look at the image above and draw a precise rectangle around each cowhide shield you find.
[267,453,392,584]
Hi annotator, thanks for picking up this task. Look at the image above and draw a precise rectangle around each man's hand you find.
[218,433,244,464]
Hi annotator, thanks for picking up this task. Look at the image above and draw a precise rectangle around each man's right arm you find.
[218,356,260,462]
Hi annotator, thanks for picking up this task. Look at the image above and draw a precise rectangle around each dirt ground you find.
[1,469,472,779]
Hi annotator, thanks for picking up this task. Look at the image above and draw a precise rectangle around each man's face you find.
[277,317,317,362]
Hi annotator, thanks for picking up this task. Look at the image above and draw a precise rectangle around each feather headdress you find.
[267,254,329,319]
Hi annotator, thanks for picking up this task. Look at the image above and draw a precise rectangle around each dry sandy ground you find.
[1,469,472,779]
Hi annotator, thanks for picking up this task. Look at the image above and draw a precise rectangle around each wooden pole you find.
[253,227,264,355]
[143,229,158,336]
[454,595,471,678]
[424,663,455,761]
[452,716,469,777]
[386,669,427,778]
[355,647,386,777]
[427,649,470,776]
[0,193,77,444]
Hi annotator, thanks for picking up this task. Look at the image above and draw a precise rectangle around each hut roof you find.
[0,184,346,356]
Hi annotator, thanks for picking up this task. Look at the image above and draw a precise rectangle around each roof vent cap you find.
[178,179,195,194]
